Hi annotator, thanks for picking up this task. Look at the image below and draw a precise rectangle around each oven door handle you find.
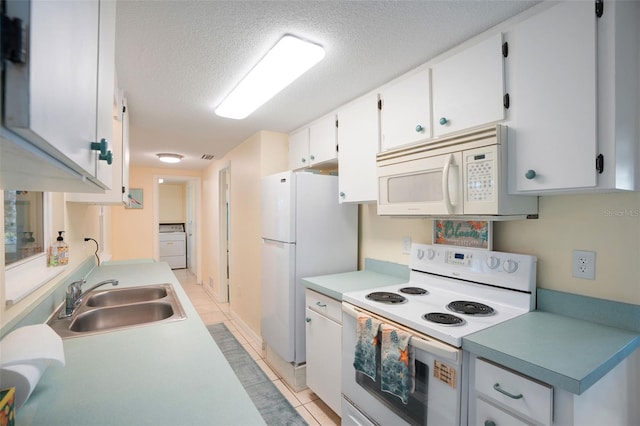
[342,303,459,362]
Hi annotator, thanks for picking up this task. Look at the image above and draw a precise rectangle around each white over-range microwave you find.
[377,125,538,217]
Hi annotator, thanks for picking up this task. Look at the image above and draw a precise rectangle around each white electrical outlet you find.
[572,250,596,280]
[402,236,412,254]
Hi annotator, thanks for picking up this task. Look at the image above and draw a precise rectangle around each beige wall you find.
[201,131,288,336]
[1,192,103,327]
[159,183,186,223]
[110,167,201,260]
[360,191,640,305]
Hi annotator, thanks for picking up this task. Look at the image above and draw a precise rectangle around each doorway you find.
[154,175,202,284]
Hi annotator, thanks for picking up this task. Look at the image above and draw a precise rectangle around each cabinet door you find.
[379,69,431,151]
[5,0,100,178]
[309,115,337,165]
[509,1,597,192]
[305,307,342,416]
[432,33,505,137]
[94,0,117,187]
[337,94,379,203]
[288,128,310,170]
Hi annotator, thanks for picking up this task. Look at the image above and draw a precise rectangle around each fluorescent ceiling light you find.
[157,153,183,163]
[215,35,325,120]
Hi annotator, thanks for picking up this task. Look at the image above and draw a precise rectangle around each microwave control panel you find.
[465,147,497,203]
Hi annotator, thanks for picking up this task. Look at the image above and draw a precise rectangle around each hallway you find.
[173,269,340,426]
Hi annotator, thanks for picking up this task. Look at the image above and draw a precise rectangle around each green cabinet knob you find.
[305,317,311,323]
[439,117,448,125]
[310,155,315,161]
[90,138,108,155]
[101,150,113,165]
[301,157,306,163]
[339,192,345,198]
[525,169,536,180]
[484,421,496,426]
[415,124,424,133]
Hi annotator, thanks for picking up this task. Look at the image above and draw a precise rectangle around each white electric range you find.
[341,243,537,426]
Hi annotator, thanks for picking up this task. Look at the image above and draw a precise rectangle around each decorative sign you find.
[433,220,492,250]
[126,188,144,209]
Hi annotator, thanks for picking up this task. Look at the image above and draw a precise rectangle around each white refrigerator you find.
[261,171,357,364]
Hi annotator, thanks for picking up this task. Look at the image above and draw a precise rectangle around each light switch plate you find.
[402,236,412,254]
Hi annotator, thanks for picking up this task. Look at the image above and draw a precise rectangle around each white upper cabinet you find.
[508,1,597,192]
[289,115,337,170]
[288,128,310,170]
[309,115,338,165]
[431,33,506,138]
[1,0,115,193]
[337,94,379,203]
[379,69,431,152]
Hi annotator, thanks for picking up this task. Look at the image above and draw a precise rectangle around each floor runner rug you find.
[207,322,308,426]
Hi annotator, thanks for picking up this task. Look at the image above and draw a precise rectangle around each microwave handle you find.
[442,154,454,214]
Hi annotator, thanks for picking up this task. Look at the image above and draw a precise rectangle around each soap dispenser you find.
[49,231,69,267]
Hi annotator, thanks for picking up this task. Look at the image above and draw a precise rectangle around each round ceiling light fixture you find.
[157,153,183,163]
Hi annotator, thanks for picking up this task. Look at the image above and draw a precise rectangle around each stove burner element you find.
[399,287,428,295]
[423,312,466,326]
[447,300,495,316]
[365,292,407,304]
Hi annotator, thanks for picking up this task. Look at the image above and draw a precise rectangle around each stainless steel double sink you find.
[48,284,187,339]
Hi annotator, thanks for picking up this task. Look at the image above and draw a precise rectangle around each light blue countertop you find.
[302,270,409,300]
[17,262,265,425]
[463,310,640,395]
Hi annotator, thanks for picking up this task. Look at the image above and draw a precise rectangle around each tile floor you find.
[174,269,341,426]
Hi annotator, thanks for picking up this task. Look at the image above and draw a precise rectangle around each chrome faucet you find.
[60,278,119,318]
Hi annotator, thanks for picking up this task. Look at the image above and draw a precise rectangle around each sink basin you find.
[47,283,186,339]
[70,302,175,332]
[85,286,167,307]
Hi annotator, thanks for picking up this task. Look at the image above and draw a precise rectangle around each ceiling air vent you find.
[201,154,215,160]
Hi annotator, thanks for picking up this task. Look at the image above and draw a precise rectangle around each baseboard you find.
[264,345,307,392]
[229,310,264,356]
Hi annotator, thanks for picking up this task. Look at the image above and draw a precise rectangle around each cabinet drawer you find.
[475,358,553,426]
[305,289,341,324]
[475,397,531,426]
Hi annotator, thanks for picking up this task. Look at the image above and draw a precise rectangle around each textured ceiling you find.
[115,0,539,170]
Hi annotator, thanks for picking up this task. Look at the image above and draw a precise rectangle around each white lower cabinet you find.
[305,289,342,416]
[473,358,553,426]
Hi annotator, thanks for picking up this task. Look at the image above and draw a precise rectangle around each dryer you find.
[159,223,186,269]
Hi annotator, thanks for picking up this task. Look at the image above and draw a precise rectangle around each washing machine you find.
[159,223,186,269]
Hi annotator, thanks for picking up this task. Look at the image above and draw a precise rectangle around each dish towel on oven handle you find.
[353,314,381,381]
[381,324,414,404]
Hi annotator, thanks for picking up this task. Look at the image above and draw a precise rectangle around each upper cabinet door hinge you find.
[503,93,510,109]
[378,99,383,110]
[335,119,338,128]
[596,154,604,173]
[502,41,509,58]
[1,14,26,64]
[595,0,603,18]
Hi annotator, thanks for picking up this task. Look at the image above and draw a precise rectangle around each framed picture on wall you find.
[433,220,492,250]
[126,188,144,209]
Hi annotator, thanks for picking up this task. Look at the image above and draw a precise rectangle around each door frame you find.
[217,165,230,303]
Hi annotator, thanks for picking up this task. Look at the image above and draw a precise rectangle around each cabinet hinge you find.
[596,154,604,174]
[502,42,509,58]
[1,14,26,64]
[503,93,510,109]
[122,186,126,194]
[336,144,339,153]
[595,0,604,18]
[378,99,382,110]
[335,119,338,128]
[123,106,126,113]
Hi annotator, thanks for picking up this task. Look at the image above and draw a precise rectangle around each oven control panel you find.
[445,251,472,267]
[411,243,537,293]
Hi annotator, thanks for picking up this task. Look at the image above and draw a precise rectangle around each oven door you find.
[342,303,463,426]
[377,151,463,216]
